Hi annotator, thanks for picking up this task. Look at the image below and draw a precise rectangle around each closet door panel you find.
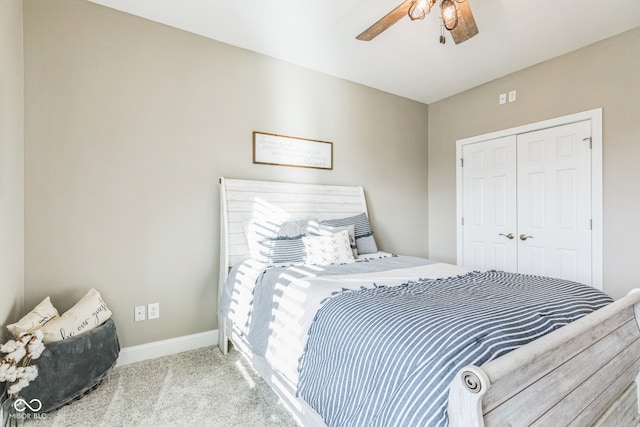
[461,136,517,272]
[516,120,592,284]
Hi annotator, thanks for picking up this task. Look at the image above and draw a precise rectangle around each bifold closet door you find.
[516,120,592,285]
[461,135,518,272]
[461,120,593,284]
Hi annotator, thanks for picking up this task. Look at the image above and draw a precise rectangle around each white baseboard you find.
[116,329,218,367]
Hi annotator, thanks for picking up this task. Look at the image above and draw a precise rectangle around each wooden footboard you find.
[449,289,640,426]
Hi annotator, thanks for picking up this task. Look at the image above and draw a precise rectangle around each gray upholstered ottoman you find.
[20,318,120,413]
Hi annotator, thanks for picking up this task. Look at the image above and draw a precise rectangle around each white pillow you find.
[6,297,60,337]
[41,288,112,343]
[308,222,357,257]
[303,230,356,266]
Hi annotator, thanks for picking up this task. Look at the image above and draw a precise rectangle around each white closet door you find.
[516,120,592,284]
[461,135,518,272]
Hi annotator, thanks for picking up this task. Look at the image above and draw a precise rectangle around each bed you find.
[217,177,640,426]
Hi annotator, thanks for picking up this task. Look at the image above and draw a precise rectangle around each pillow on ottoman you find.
[40,289,112,344]
[6,297,59,337]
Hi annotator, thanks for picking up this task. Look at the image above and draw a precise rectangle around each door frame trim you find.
[455,108,603,289]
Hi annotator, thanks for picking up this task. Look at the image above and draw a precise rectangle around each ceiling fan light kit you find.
[440,0,459,30]
[408,0,435,20]
[357,0,478,45]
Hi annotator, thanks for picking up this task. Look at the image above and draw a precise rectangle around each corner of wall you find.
[0,0,26,337]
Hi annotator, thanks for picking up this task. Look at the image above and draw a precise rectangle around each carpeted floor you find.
[23,346,299,427]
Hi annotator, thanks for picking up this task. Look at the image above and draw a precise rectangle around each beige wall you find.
[428,27,640,299]
[0,0,25,341]
[23,0,429,347]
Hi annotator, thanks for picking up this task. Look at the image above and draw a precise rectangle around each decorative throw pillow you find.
[40,288,112,344]
[321,212,378,254]
[254,237,307,264]
[245,217,315,264]
[6,297,60,337]
[307,222,357,257]
[303,230,356,266]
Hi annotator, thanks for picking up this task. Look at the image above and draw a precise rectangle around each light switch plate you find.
[135,305,145,322]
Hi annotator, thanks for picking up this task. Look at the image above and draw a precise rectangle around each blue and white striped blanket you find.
[297,270,612,427]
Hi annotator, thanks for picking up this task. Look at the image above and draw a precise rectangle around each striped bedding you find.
[297,270,613,426]
[218,255,440,385]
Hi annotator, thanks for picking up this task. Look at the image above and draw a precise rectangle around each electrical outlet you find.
[499,93,507,105]
[148,303,160,320]
[508,90,517,103]
[134,305,146,322]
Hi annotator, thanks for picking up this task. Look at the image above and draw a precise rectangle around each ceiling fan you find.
[356,0,479,45]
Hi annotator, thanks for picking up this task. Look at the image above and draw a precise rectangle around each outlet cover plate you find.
[148,303,160,320]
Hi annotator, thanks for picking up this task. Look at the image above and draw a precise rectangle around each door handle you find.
[519,234,533,241]
[499,233,515,240]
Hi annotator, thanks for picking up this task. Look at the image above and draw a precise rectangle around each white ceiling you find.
[87,0,640,104]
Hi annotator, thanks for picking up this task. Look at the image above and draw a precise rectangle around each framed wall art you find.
[253,131,333,170]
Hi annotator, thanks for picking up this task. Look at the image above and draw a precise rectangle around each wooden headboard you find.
[218,177,369,294]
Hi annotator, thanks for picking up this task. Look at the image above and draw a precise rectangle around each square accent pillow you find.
[41,288,112,343]
[6,297,60,337]
[320,212,378,254]
[307,222,357,257]
[303,230,356,266]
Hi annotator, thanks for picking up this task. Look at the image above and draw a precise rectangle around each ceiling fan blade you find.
[356,0,414,41]
[450,0,479,44]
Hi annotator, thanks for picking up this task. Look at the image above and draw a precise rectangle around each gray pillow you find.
[320,213,378,254]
